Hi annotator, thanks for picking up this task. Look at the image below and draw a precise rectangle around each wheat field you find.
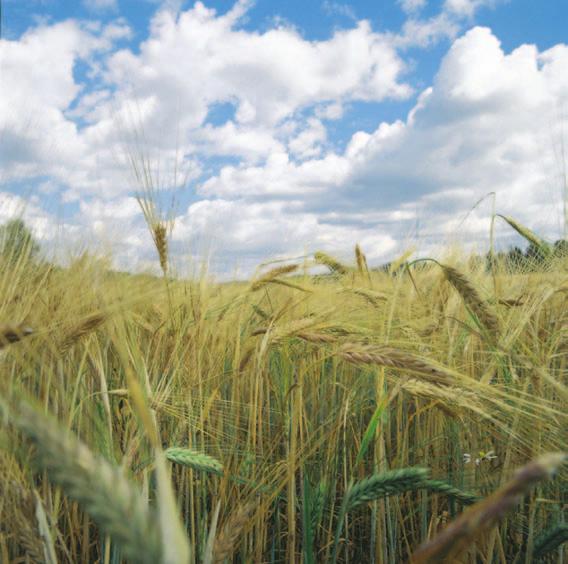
[0,218,566,563]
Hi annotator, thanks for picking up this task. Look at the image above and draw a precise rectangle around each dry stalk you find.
[0,480,45,562]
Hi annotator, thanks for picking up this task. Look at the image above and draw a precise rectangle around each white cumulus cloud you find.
[0,1,566,276]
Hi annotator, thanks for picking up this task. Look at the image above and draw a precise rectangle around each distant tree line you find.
[0,218,40,263]
[486,240,568,272]
[376,239,567,274]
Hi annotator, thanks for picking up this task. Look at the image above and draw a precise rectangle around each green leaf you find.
[355,396,389,466]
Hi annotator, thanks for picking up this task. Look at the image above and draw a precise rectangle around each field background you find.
[0,220,566,563]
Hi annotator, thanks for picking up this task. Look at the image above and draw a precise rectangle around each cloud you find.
[322,1,357,20]
[288,119,327,160]
[1,2,567,276]
[83,0,119,13]
[398,0,428,14]
[197,27,568,262]
[395,13,459,48]
[1,2,412,202]
[104,2,411,132]
[199,151,351,199]
[444,0,500,18]
[0,19,132,193]
[173,198,398,270]
[396,0,503,48]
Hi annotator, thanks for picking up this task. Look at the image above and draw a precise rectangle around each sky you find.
[0,0,567,276]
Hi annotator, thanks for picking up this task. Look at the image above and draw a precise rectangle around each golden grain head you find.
[250,264,299,291]
[153,223,169,273]
[314,251,349,275]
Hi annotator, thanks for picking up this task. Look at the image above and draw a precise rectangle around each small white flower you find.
[463,450,497,466]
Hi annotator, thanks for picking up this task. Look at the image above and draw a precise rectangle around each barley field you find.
[0,218,566,563]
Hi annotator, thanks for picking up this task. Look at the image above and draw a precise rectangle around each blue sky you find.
[1,0,567,275]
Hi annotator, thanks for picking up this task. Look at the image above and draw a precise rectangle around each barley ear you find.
[153,223,169,275]
[338,343,455,386]
[441,264,500,336]
[355,244,370,281]
[2,398,163,564]
[314,251,349,275]
[60,313,106,352]
[332,467,429,564]
[533,523,568,560]
[250,264,298,291]
[212,502,256,564]
[419,479,479,505]
[498,215,552,257]
[165,447,223,476]
[410,453,566,563]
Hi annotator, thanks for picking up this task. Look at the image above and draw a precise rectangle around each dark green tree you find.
[0,218,40,262]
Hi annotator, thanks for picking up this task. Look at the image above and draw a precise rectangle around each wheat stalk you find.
[165,447,223,476]
[4,399,163,564]
[310,480,328,539]
[0,480,45,563]
[266,278,312,292]
[251,304,270,320]
[389,248,415,274]
[410,453,566,563]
